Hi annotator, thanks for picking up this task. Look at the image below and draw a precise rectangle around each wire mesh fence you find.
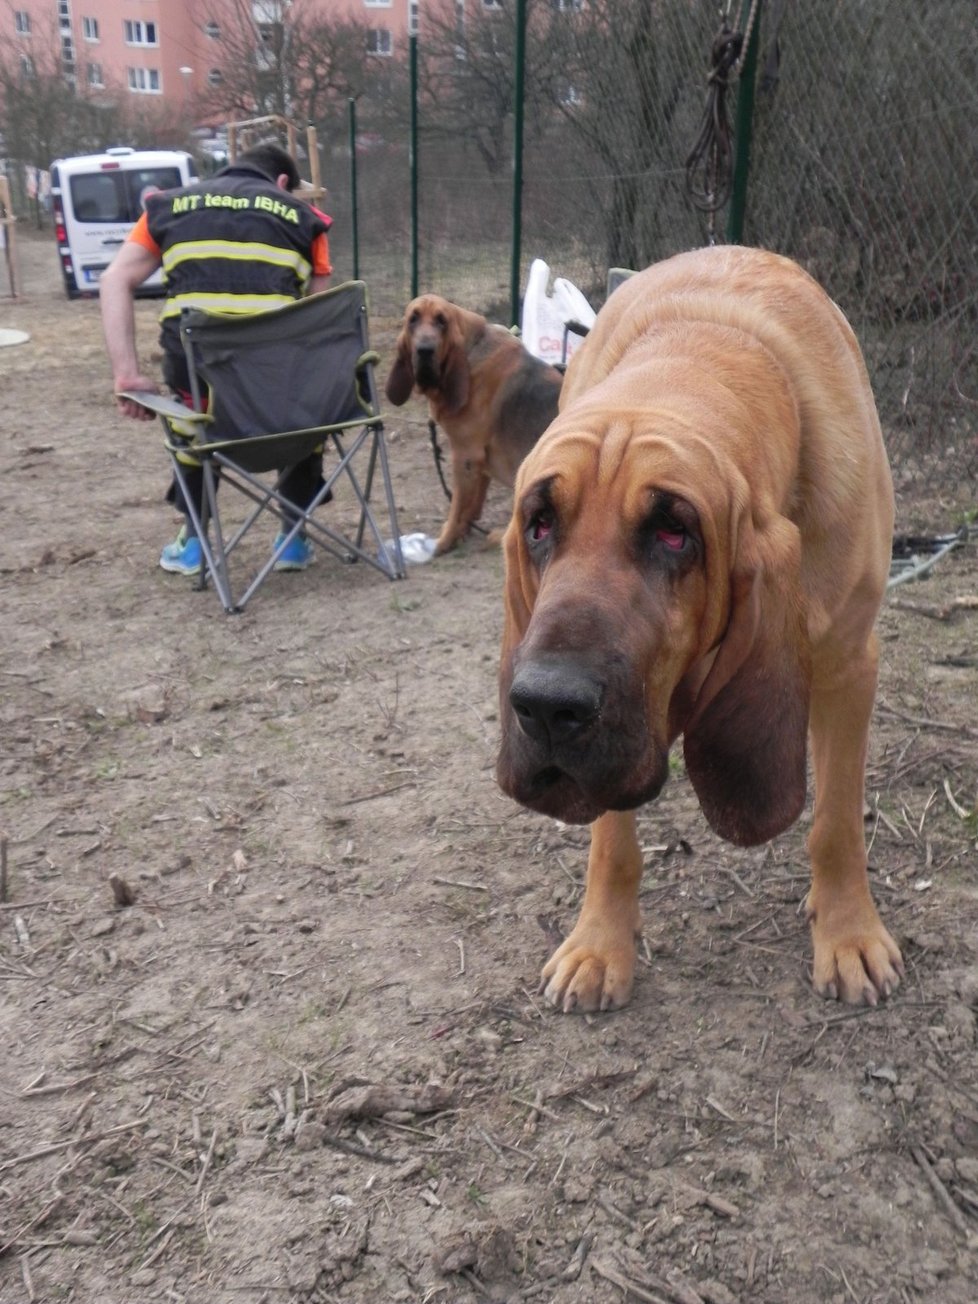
[324,0,977,529]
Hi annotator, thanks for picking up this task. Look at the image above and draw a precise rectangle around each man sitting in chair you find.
[100,142,333,576]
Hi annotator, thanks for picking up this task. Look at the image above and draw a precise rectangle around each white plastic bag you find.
[520,258,596,367]
[387,532,436,565]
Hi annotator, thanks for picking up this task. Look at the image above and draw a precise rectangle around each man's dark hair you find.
[237,141,301,191]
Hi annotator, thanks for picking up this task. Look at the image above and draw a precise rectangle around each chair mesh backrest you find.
[180,281,375,442]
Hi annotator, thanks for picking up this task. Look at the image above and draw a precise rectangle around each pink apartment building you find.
[5,0,422,117]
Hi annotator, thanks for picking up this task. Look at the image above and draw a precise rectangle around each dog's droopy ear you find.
[385,329,416,406]
[683,514,811,847]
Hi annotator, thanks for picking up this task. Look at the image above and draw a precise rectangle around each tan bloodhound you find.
[496,245,904,1013]
[385,294,563,556]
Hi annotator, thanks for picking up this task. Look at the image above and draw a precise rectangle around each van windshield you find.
[70,166,184,223]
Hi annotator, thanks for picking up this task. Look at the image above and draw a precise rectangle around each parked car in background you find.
[50,146,197,299]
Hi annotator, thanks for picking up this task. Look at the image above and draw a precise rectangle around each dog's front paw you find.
[541,925,636,1013]
[807,891,904,1005]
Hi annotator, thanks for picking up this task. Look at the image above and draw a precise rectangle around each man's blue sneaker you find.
[159,528,202,575]
[273,531,314,572]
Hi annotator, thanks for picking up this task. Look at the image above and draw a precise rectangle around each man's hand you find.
[113,374,160,420]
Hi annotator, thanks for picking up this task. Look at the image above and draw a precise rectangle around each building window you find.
[20,53,35,76]
[552,0,582,9]
[366,27,392,56]
[86,61,104,86]
[207,68,223,85]
[483,0,503,9]
[124,20,158,46]
[14,10,31,35]
[408,0,419,34]
[205,20,221,38]
[364,0,391,7]
[82,16,99,40]
[127,66,161,93]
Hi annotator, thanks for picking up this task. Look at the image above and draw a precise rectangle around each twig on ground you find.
[0,1119,146,1173]
[877,702,978,740]
[513,1091,560,1125]
[194,1126,218,1197]
[20,1255,35,1302]
[912,1145,973,1239]
[590,1259,671,1304]
[773,1087,781,1152]
[0,1195,63,1255]
[340,781,416,806]
[0,829,8,902]
[321,1132,398,1164]
[432,877,489,892]
[21,1073,97,1098]
[139,1225,177,1271]
[717,865,754,898]
[705,1095,738,1123]
[943,778,972,820]
[561,1232,592,1281]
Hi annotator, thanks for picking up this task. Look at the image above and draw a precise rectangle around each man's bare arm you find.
[100,243,163,419]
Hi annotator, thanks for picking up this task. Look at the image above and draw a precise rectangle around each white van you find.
[50,146,197,299]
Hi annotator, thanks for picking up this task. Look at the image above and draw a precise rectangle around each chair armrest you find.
[115,390,209,424]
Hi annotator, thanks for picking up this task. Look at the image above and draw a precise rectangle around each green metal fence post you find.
[347,98,359,280]
[726,0,763,245]
[509,0,527,327]
[410,33,419,299]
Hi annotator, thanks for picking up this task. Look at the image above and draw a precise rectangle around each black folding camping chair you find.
[120,280,405,613]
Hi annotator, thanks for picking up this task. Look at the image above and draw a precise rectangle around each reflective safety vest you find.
[145,165,330,352]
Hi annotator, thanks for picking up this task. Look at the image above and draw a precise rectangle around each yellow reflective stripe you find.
[160,291,296,320]
[162,239,311,281]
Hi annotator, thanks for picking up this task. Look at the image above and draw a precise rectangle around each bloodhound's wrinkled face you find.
[496,425,721,827]
[385,294,475,416]
[403,295,452,390]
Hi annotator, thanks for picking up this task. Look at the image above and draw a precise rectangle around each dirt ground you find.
[1,229,977,1304]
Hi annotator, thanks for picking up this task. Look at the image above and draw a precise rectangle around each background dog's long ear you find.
[385,331,416,406]
[683,515,811,847]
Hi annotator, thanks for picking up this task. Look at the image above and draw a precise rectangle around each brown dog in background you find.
[385,294,563,556]
[497,245,904,1014]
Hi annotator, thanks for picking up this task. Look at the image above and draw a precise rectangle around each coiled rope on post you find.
[684,0,761,238]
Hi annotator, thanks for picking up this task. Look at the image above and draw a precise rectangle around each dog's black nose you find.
[415,341,436,355]
[510,661,602,747]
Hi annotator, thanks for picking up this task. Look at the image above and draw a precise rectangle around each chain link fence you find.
[327,0,976,530]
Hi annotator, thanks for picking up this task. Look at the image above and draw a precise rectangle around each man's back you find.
[140,163,331,347]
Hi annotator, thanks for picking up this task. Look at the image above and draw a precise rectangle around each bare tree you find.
[187,0,394,142]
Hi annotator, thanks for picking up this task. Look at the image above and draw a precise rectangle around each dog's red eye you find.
[655,527,686,550]
[529,510,554,542]
[435,313,447,328]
